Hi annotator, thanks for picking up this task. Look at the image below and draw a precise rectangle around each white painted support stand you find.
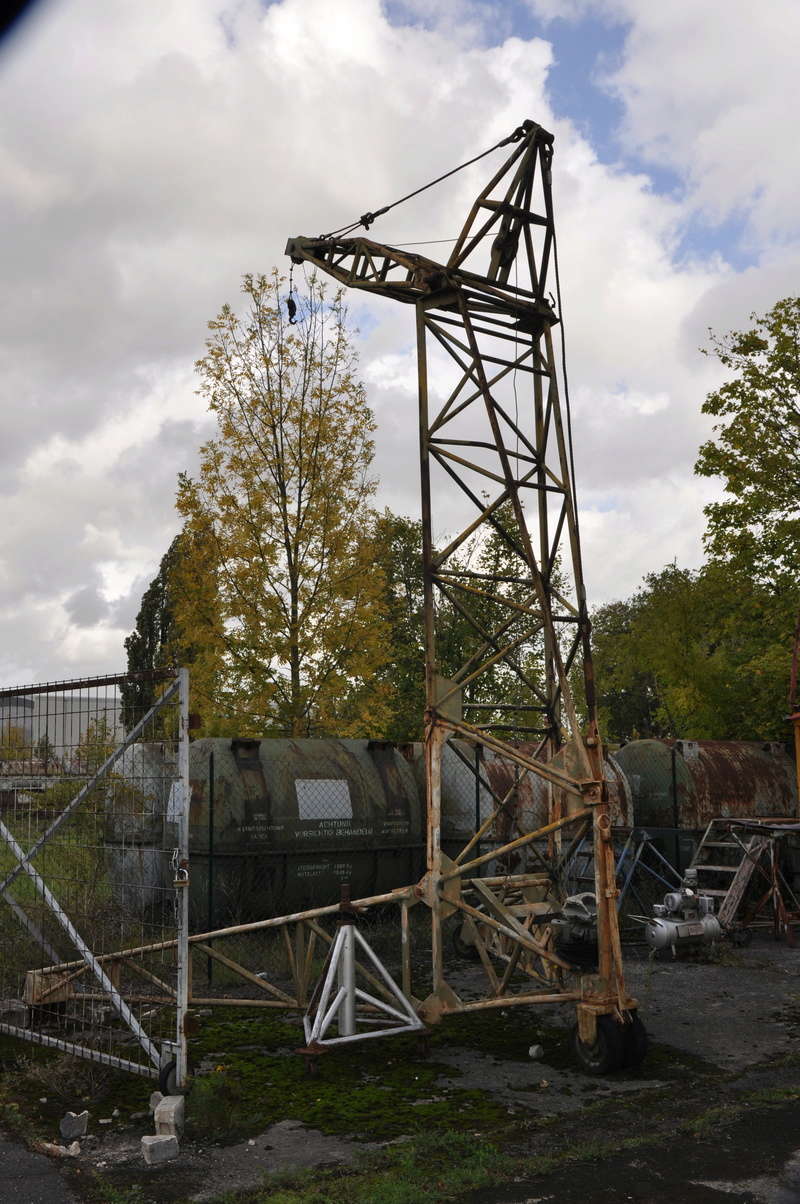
[303,921,423,1048]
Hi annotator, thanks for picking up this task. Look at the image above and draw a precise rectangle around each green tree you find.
[121,534,184,730]
[592,562,792,743]
[73,716,116,775]
[175,271,392,737]
[0,724,29,763]
[695,297,800,589]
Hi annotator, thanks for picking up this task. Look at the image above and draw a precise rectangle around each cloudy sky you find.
[1,0,798,687]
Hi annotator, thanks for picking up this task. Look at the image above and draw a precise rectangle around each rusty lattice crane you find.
[287,119,644,1071]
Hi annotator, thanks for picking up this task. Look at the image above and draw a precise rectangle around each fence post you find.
[207,749,214,985]
[175,668,191,1089]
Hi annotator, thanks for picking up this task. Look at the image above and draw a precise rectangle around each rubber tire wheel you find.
[622,1012,648,1069]
[159,1060,178,1095]
[572,1014,626,1075]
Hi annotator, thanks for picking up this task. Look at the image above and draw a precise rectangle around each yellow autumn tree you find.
[174,271,392,737]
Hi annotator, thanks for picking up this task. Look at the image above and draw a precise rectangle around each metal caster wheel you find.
[572,1014,626,1075]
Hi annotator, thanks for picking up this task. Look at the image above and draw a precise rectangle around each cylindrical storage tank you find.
[412,739,631,862]
[188,738,423,926]
[104,741,174,915]
[613,738,798,869]
[614,739,798,829]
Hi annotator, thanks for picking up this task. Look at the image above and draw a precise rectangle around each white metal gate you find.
[0,669,189,1087]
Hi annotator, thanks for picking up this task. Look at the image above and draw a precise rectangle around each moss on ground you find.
[184,1008,509,1142]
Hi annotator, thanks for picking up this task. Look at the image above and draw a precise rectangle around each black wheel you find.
[452,920,481,962]
[572,1014,626,1075]
[622,1012,648,1069]
[159,1060,178,1094]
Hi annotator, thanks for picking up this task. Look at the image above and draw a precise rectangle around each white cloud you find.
[0,0,796,686]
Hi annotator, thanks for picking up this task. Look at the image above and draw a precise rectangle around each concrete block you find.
[154,1095,185,1137]
[149,1090,163,1114]
[59,1111,89,1141]
[141,1134,179,1165]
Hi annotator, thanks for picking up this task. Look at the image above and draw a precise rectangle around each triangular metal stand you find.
[303,919,424,1048]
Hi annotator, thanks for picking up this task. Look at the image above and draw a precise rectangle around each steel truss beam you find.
[287,118,634,1033]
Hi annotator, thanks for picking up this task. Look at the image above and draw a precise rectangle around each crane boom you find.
[285,119,637,1048]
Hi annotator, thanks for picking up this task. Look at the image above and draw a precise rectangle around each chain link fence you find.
[0,671,188,1084]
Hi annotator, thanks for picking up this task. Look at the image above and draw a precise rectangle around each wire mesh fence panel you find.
[0,671,188,1083]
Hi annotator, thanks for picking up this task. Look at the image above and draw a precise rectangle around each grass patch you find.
[185,1009,509,1142]
[207,1129,501,1204]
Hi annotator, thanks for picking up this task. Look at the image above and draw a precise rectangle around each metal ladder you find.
[689,820,769,929]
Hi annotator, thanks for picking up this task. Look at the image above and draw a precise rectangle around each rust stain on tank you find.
[670,740,797,824]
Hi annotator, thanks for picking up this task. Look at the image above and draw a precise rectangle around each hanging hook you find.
[286,264,298,324]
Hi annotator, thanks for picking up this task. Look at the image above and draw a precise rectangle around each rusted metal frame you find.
[426,326,544,439]
[282,925,298,988]
[429,444,518,489]
[448,135,531,267]
[555,818,592,884]
[432,608,545,709]
[35,962,91,1001]
[0,676,181,898]
[541,324,592,742]
[298,923,317,1007]
[125,960,176,999]
[451,895,570,970]
[462,915,501,991]
[190,997,297,1009]
[439,716,585,795]
[431,437,539,471]
[469,135,539,281]
[485,389,568,487]
[520,169,539,296]
[443,806,594,882]
[479,198,548,227]
[436,570,583,621]
[400,900,411,998]
[547,499,568,577]
[432,310,545,348]
[448,754,526,866]
[41,886,417,974]
[479,724,549,734]
[439,572,546,625]
[430,448,532,569]
[494,138,540,286]
[456,289,584,762]
[452,990,580,1015]
[194,943,296,1005]
[431,460,541,569]
[549,630,586,716]
[472,878,567,972]
[433,586,551,723]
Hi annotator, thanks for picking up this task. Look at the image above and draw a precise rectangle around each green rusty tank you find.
[612,738,798,867]
[188,738,423,926]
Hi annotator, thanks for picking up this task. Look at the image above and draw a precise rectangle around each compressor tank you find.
[188,737,423,926]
